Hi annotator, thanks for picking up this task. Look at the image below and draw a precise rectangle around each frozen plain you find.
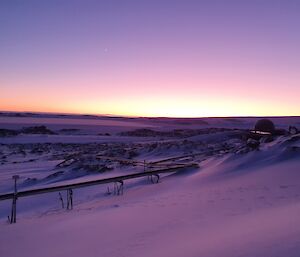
[0,114,300,257]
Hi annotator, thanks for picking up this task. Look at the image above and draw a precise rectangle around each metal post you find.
[59,192,64,209]
[113,182,117,195]
[10,175,19,223]
[150,174,160,184]
[66,189,73,210]
[113,181,123,195]
[118,181,124,195]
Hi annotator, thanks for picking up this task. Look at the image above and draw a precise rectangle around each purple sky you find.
[1,0,300,117]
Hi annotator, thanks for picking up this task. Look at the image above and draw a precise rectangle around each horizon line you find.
[0,110,299,119]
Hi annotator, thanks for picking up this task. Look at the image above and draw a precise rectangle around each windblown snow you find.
[0,114,299,257]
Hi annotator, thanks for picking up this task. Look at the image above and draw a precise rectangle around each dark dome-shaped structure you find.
[254,119,275,133]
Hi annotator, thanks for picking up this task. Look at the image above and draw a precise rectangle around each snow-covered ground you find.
[0,114,299,257]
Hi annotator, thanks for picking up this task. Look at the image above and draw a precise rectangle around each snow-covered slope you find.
[0,132,299,257]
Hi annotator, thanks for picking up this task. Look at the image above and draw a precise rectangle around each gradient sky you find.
[1,0,300,117]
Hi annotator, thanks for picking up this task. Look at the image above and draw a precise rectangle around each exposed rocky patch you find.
[0,129,18,137]
[21,126,56,135]
[1,128,297,190]
[119,128,240,138]
[0,126,56,137]
[59,128,81,134]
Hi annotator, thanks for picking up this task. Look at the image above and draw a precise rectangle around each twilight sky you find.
[1,0,300,117]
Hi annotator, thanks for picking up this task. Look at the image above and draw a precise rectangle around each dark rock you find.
[0,128,18,137]
[247,138,260,149]
[21,126,56,135]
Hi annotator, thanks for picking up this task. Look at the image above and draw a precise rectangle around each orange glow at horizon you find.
[1,69,299,117]
[1,91,298,118]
